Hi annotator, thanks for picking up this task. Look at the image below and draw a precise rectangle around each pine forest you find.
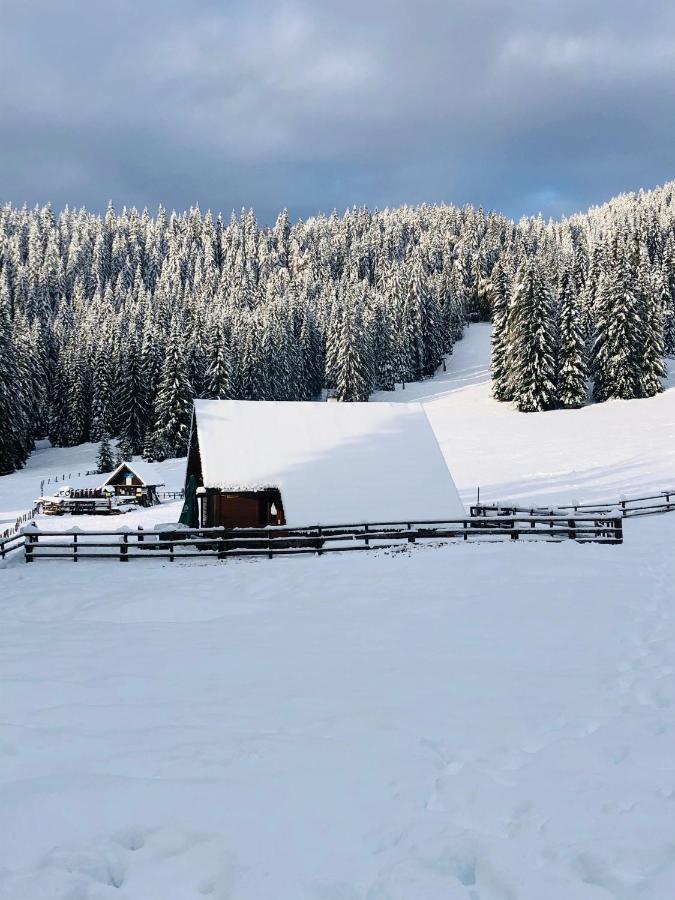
[1,180,675,473]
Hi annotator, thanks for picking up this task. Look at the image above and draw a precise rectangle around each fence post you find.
[364,523,369,546]
[73,531,78,563]
[120,533,128,562]
[568,518,577,541]
[25,532,36,563]
[510,519,519,540]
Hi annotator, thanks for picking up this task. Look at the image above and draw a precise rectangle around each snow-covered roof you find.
[101,460,165,487]
[192,399,465,525]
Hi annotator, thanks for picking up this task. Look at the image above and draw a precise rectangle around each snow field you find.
[375,324,675,507]
[2,324,675,898]
[2,522,675,898]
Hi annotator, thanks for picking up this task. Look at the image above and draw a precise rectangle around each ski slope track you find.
[2,325,675,899]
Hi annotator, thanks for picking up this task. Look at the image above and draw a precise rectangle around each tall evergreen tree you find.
[96,434,115,473]
[592,258,643,402]
[150,326,194,457]
[205,326,232,399]
[557,269,588,408]
[0,295,32,471]
[489,262,513,401]
[509,261,557,412]
[117,336,147,454]
[335,294,372,402]
[639,283,667,397]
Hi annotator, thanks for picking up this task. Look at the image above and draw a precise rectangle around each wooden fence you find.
[18,514,623,563]
[0,530,27,560]
[471,488,675,520]
[39,470,97,494]
[1,504,41,542]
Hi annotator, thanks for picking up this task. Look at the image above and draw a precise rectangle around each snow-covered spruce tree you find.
[368,295,397,391]
[299,310,324,400]
[638,274,667,398]
[0,297,32,472]
[140,326,164,433]
[400,255,443,380]
[149,326,194,457]
[659,264,675,357]
[12,314,39,455]
[205,326,232,399]
[400,264,424,382]
[661,234,675,355]
[96,435,115,473]
[489,261,513,401]
[335,293,372,402]
[117,336,148,454]
[591,256,643,402]
[557,268,588,408]
[90,349,114,443]
[115,434,134,465]
[508,260,557,412]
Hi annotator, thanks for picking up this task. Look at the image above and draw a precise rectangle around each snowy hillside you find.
[376,323,675,506]
[2,328,675,899]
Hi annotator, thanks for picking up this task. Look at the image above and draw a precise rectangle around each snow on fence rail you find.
[471,488,675,520]
[17,514,623,563]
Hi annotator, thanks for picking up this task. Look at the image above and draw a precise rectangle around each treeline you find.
[490,192,675,412]
[0,202,477,471]
[0,181,674,473]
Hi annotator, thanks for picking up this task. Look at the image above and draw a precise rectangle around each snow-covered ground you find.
[375,323,675,506]
[2,326,675,899]
[0,447,186,536]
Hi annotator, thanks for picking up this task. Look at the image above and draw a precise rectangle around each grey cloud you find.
[0,0,673,221]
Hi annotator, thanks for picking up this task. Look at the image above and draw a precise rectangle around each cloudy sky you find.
[1,0,674,222]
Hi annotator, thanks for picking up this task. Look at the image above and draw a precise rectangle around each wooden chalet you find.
[101,461,164,504]
[182,399,465,529]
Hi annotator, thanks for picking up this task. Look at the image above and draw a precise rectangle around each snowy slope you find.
[0,445,186,535]
[2,328,675,899]
[373,324,675,505]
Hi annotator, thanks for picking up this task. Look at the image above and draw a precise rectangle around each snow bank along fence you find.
[16,514,623,563]
[471,488,675,520]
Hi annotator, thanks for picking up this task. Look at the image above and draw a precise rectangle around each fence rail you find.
[0,530,26,560]
[471,487,675,520]
[157,490,185,501]
[1,504,41,542]
[17,514,623,564]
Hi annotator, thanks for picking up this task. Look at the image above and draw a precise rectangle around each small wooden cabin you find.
[183,399,465,529]
[101,461,164,505]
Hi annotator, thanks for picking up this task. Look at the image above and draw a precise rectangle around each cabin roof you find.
[101,460,164,487]
[191,399,465,525]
